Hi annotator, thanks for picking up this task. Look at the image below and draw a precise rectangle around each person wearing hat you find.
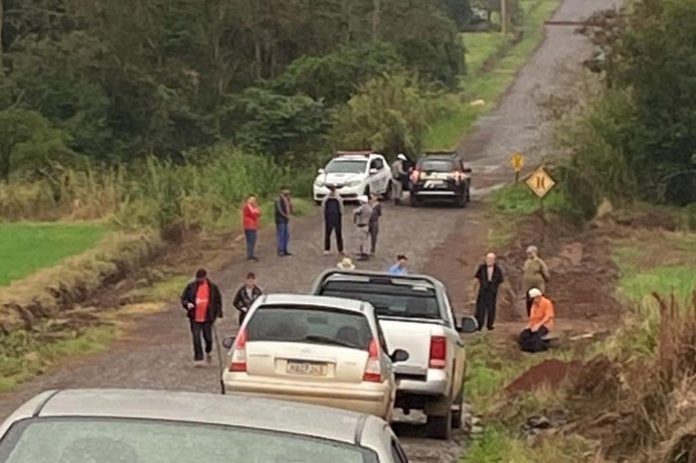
[518,288,555,353]
[337,256,356,270]
[353,196,373,260]
[391,153,408,205]
[523,245,549,316]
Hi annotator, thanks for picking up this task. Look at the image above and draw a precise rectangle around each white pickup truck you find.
[311,270,478,439]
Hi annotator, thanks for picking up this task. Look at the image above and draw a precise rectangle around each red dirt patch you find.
[505,359,582,394]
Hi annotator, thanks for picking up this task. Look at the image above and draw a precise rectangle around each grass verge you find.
[425,0,562,150]
[0,324,118,393]
[0,221,109,287]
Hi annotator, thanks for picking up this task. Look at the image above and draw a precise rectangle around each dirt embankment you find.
[0,232,163,334]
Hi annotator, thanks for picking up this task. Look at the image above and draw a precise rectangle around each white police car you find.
[313,151,392,203]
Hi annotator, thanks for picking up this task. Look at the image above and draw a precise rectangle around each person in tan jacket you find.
[522,245,549,315]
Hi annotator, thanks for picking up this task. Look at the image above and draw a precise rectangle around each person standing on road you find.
[523,245,550,315]
[518,288,555,353]
[274,186,293,257]
[473,252,504,331]
[322,186,344,255]
[232,272,262,326]
[388,255,408,275]
[242,195,261,261]
[180,268,223,366]
[368,193,382,255]
[391,154,408,204]
[353,196,373,260]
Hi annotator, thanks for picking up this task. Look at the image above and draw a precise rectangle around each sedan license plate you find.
[286,361,328,376]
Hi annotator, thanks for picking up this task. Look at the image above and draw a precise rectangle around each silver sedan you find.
[0,389,410,463]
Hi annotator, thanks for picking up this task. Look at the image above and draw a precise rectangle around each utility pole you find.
[500,0,508,35]
[371,0,381,42]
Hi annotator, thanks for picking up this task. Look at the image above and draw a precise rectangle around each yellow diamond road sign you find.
[526,167,555,198]
[510,152,525,172]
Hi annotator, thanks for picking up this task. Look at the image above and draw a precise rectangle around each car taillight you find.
[429,336,447,369]
[410,170,421,182]
[228,329,247,372]
[363,338,382,383]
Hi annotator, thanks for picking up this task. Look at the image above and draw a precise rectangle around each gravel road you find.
[0,0,619,460]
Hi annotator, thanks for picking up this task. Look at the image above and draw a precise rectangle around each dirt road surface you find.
[0,0,619,460]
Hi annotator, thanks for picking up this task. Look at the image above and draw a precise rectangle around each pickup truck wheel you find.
[426,410,452,440]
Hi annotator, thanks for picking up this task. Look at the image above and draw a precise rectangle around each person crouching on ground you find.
[518,288,555,353]
[180,268,223,366]
[353,195,373,260]
[232,272,262,326]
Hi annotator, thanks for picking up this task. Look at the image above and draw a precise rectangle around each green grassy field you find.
[425,0,562,150]
[0,222,109,287]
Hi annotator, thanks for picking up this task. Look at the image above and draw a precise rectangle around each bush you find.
[329,73,444,157]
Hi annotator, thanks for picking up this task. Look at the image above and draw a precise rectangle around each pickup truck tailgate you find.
[379,319,437,377]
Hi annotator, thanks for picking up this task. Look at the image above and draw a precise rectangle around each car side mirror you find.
[390,349,409,363]
[317,168,325,174]
[222,337,236,349]
[463,168,472,174]
[456,316,478,333]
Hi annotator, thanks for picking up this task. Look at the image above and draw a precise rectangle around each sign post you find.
[526,167,556,225]
[510,152,525,183]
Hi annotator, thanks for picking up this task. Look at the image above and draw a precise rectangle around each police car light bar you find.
[335,150,372,157]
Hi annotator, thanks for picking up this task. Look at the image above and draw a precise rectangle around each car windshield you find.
[0,418,377,463]
[319,280,442,320]
[418,159,455,172]
[325,159,367,174]
[246,306,372,350]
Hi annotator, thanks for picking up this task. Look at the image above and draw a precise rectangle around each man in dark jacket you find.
[473,253,504,331]
[275,186,293,256]
[232,272,263,326]
[322,186,344,255]
[180,268,223,366]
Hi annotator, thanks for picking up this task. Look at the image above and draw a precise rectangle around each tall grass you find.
[0,147,312,230]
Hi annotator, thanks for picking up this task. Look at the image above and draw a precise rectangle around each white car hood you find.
[318,172,365,185]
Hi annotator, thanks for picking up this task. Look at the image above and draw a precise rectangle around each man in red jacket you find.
[180,268,223,366]
[242,195,261,261]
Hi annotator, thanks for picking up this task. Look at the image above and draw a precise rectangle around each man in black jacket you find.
[180,268,223,366]
[232,272,263,326]
[322,186,344,255]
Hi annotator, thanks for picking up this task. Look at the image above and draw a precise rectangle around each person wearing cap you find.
[518,288,555,353]
[473,252,504,331]
[322,186,345,255]
[353,196,373,260]
[388,255,408,275]
[337,256,356,270]
[391,154,408,205]
[180,268,223,366]
[523,245,550,316]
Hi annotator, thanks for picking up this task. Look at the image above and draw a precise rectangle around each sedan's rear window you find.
[0,417,378,463]
[246,306,373,350]
[418,159,455,172]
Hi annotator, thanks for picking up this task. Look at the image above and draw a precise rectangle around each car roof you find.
[257,293,372,314]
[418,154,458,161]
[3,389,384,446]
